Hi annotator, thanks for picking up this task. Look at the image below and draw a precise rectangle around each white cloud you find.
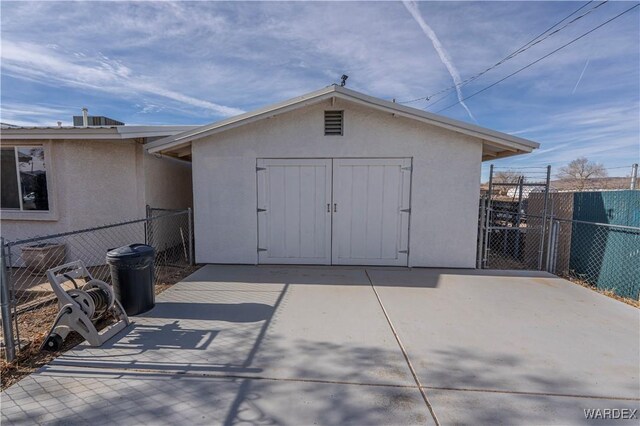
[572,58,590,94]
[402,0,476,122]
[0,103,74,126]
[498,103,639,169]
[1,40,244,117]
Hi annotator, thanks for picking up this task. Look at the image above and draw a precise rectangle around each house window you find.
[324,111,344,136]
[1,146,49,211]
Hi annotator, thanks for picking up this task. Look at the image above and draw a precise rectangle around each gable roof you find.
[146,85,539,161]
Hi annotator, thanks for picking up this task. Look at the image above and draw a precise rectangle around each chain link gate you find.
[478,165,640,302]
[478,165,551,270]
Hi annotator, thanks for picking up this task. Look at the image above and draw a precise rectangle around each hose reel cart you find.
[41,260,130,352]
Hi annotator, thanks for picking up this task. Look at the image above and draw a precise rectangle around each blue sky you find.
[1,1,638,180]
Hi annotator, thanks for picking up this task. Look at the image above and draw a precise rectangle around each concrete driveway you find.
[2,265,639,425]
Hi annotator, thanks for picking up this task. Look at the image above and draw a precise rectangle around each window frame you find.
[1,142,57,221]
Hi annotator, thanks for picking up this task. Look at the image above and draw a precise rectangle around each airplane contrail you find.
[402,0,476,122]
[572,58,590,94]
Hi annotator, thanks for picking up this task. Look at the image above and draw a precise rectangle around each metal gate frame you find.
[477,164,551,271]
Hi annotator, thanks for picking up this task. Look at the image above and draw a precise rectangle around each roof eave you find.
[0,125,200,141]
[146,86,337,153]
[0,127,120,140]
[330,87,539,152]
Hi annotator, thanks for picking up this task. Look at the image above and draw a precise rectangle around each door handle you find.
[334,203,337,213]
[327,203,330,213]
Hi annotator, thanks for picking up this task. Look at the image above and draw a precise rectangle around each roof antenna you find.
[340,75,348,87]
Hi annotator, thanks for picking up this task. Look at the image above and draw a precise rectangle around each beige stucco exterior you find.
[0,138,192,244]
[192,98,483,268]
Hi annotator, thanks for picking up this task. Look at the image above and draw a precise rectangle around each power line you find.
[399,1,604,105]
[434,3,639,114]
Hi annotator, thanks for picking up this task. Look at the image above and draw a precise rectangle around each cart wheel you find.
[42,334,63,352]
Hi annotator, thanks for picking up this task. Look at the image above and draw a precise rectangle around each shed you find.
[148,85,539,267]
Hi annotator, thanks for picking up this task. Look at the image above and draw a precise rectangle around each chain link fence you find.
[479,164,640,303]
[1,208,194,362]
[549,219,640,299]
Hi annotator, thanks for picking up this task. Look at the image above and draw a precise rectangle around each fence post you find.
[187,207,194,266]
[145,204,151,246]
[514,176,524,260]
[537,165,552,270]
[545,217,555,272]
[631,163,638,190]
[1,238,16,362]
[550,220,560,273]
[483,165,495,268]
[477,196,486,269]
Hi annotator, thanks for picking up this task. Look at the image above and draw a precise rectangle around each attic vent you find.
[324,111,343,136]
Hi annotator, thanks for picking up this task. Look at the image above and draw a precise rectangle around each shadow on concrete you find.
[94,321,218,351]
[26,335,430,426]
[421,346,640,425]
[139,302,274,322]
[179,264,555,290]
[8,358,427,426]
[12,340,637,425]
[181,265,374,287]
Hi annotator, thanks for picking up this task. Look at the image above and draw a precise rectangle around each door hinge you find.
[401,166,412,172]
[257,208,267,212]
[257,248,267,252]
[256,167,266,171]
[399,250,409,254]
[400,208,411,213]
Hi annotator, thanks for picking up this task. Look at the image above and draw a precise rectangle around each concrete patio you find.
[2,265,639,425]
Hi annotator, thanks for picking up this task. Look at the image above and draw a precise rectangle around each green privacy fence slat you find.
[569,191,640,299]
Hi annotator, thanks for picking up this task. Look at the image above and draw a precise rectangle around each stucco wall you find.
[144,153,193,210]
[143,153,193,253]
[192,98,482,267]
[1,140,142,241]
[1,140,192,266]
[0,140,143,266]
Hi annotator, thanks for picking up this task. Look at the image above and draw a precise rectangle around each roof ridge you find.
[146,86,539,155]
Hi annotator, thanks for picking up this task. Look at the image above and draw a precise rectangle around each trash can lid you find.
[107,244,155,259]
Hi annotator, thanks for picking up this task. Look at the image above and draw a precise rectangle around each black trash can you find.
[106,244,155,316]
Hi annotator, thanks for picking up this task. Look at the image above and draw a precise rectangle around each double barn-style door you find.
[257,158,411,266]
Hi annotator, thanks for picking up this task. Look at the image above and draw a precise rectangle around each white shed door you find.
[257,159,332,264]
[332,158,411,266]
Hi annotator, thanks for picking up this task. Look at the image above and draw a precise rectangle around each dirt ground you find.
[562,275,639,308]
[0,264,200,390]
[485,254,638,307]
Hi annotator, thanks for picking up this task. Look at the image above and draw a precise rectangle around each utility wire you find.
[399,0,603,105]
[423,1,610,108]
[424,1,610,109]
[434,3,639,114]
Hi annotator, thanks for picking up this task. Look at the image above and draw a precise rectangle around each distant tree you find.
[493,170,522,196]
[493,170,521,184]
[557,157,608,191]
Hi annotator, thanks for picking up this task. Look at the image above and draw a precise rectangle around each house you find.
[147,85,539,268]
[0,118,197,245]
